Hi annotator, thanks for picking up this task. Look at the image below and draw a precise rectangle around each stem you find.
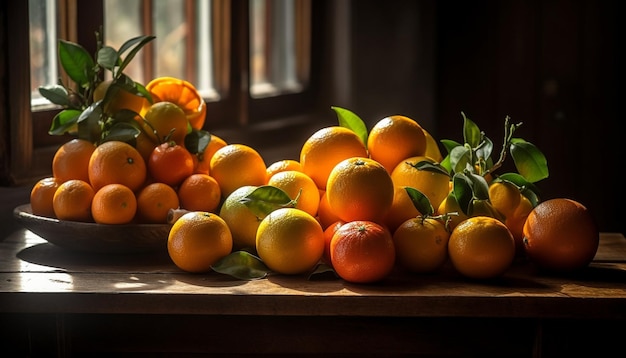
[484,116,521,177]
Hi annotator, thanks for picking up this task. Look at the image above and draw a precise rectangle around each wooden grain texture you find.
[1,230,624,319]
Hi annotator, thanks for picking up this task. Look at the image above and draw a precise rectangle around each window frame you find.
[5,0,322,185]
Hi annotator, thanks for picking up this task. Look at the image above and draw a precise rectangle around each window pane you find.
[29,0,58,107]
[250,0,302,98]
[104,0,144,83]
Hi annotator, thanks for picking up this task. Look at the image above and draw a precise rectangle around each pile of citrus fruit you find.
[31,75,600,284]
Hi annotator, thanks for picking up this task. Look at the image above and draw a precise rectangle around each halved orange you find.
[144,76,207,130]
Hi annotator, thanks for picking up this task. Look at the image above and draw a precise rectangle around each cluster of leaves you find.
[39,30,155,145]
[438,112,548,218]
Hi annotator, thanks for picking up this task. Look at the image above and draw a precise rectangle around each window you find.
[12,0,318,183]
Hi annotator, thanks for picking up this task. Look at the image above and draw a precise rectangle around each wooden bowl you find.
[13,204,171,254]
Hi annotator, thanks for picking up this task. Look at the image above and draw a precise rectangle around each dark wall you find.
[434,0,621,233]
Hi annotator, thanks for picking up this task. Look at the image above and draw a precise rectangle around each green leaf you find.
[76,103,103,143]
[331,106,368,146]
[184,129,212,155]
[48,109,81,135]
[58,40,94,87]
[116,35,156,76]
[440,139,462,154]
[211,251,271,280]
[509,138,549,183]
[495,172,541,207]
[101,121,141,144]
[404,187,434,216]
[38,85,70,107]
[410,160,450,177]
[465,170,490,201]
[475,136,493,163]
[449,145,471,174]
[451,173,474,215]
[308,262,339,280]
[97,45,120,71]
[240,185,295,218]
[462,112,482,148]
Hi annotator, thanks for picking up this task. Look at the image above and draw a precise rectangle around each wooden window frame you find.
[4,0,322,185]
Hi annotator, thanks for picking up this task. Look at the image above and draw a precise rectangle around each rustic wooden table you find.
[1,229,625,357]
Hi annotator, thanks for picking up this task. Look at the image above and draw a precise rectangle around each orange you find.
[192,152,210,175]
[436,192,469,230]
[93,79,147,115]
[423,128,443,162]
[488,181,522,219]
[316,189,341,230]
[52,138,96,183]
[167,211,233,273]
[219,185,261,250]
[384,186,422,234]
[255,207,325,275]
[393,217,450,273]
[177,173,221,212]
[134,130,159,163]
[30,176,60,218]
[265,159,303,183]
[147,141,195,187]
[136,182,180,224]
[367,115,427,174]
[323,220,344,264]
[448,216,516,279]
[52,179,95,222]
[267,170,320,217]
[505,195,534,255]
[210,144,267,199]
[325,157,394,223]
[300,126,368,189]
[204,133,228,163]
[522,198,599,272]
[88,140,147,192]
[142,101,189,145]
[144,76,207,130]
[330,220,396,283]
[91,183,137,224]
[390,155,450,210]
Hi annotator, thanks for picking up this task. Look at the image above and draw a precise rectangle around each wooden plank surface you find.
[1,230,625,318]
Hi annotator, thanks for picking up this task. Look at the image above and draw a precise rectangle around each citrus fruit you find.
[93,79,147,115]
[522,198,599,272]
[192,152,210,175]
[267,170,320,216]
[323,220,344,264]
[136,182,180,224]
[384,186,422,234]
[167,211,233,273]
[265,159,303,183]
[316,190,341,230]
[367,115,427,173]
[204,133,228,163]
[326,157,394,223]
[300,126,368,189]
[219,185,262,250]
[330,220,396,283]
[147,141,195,187]
[505,195,534,255]
[91,183,137,224]
[30,176,60,218]
[134,130,159,163]
[488,181,522,219]
[393,217,450,273]
[88,140,147,192]
[142,101,189,145]
[177,173,221,212]
[436,192,469,230]
[144,76,207,130]
[390,155,450,210]
[52,179,95,222]
[448,216,516,279]
[423,128,443,162]
[256,207,325,275]
[52,138,96,183]
[210,144,267,199]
